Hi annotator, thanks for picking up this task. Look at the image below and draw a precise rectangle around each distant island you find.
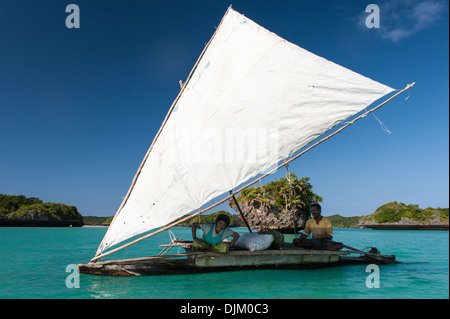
[86,203,448,231]
[0,194,83,227]
[359,201,449,230]
[1,194,448,230]
[83,216,113,226]
[175,210,245,227]
[323,202,448,230]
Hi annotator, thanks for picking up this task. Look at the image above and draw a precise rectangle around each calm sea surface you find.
[0,227,448,299]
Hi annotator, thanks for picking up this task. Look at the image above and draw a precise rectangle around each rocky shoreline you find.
[360,224,448,230]
[359,216,448,230]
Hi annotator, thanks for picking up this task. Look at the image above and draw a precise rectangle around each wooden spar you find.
[157,237,183,256]
[91,83,415,263]
[94,6,234,257]
[341,244,388,264]
[326,240,394,264]
[230,191,253,233]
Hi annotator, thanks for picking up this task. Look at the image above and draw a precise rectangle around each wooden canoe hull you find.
[193,249,346,268]
[78,249,356,276]
[78,247,400,277]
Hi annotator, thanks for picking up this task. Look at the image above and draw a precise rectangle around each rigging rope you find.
[363,108,391,134]
[168,229,182,254]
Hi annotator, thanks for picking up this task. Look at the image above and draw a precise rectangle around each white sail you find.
[97,8,394,254]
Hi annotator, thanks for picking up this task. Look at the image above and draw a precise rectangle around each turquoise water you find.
[0,227,448,299]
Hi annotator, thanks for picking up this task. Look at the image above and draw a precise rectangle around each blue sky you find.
[1,0,448,218]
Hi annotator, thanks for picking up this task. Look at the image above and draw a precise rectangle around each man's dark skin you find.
[293,205,343,251]
[298,205,333,241]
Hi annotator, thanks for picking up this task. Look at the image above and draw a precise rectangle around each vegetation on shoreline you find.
[237,174,322,217]
[0,194,82,221]
[2,195,447,229]
[360,201,449,225]
[83,216,113,225]
[0,195,43,216]
[228,174,322,232]
[175,210,246,227]
[326,214,361,228]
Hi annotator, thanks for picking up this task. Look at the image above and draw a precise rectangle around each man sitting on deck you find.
[191,214,240,253]
[293,203,343,251]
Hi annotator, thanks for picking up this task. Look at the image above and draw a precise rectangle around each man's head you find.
[215,214,231,230]
[311,203,322,219]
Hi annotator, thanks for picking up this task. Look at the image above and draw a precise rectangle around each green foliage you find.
[437,208,449,222]
[83,216,113,225]
[105,216,114,224]
[176,210,245,227]
[374,207,401,223]
[0,194,42,216]
[364,201,449,224]
[0,194,81,220]
[326,214,361,228]
[11,202,81,220]
[237,174,322,215]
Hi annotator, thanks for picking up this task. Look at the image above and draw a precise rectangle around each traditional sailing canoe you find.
[78,7,412,275]
[79,242,398,276]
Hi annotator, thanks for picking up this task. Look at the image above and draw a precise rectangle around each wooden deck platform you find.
[78,242,399,276]
[79,248,350,276]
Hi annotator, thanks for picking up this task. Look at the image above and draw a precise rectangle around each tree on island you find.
[360,201,449,225]
[0,194,83,226]
[229,174,322,233]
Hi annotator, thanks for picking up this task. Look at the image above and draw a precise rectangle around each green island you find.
[359,201,448,230]
[1,185,448,230]
[83,215,113,226]
[0,194,83,227]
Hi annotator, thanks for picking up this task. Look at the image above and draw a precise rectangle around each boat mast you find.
[91,82,415,263]
[230,190,253,233]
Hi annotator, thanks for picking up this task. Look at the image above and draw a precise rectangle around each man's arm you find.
[191,222,201,244]
[228,232,240,246]
[299,232,309,240]
[316,233,333,240]
[316,222,333,240]
[299,221,311,240]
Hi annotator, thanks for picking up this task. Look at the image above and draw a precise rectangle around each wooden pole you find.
[91,82,415,263]
[230,191,253,233]
[325,240,391,264]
